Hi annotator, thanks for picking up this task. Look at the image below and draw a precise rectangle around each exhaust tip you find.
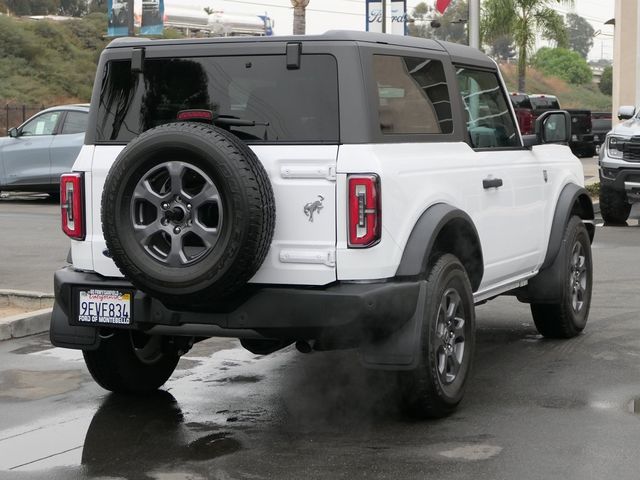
[295,340,313,354]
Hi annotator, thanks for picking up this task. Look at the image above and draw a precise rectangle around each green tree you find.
[599,65,612,95]
[566,13,594,59]
[6,0,60,15]
[409,0,468,45]
[58,0,87,16]
[482,0,573,91]
[6,0,32,14]
[26,0,57,14]
[490,34,516,61]
[532,47,592,84]
[88,0,107,14]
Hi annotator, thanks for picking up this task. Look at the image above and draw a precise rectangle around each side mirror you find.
[617,105,635,120]
[535,110,571,144]
[8,127,18,138]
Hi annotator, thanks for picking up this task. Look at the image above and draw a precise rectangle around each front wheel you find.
[399,254,475,419]
[83,331,181,393]
[600,183,631,225]
[531,216,592,338]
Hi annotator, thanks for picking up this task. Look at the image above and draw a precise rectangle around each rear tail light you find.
[522,111,533,135]
[348,174,381,248]
[60,173,85,240]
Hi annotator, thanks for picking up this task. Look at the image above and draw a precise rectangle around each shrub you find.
[532,47,593,85]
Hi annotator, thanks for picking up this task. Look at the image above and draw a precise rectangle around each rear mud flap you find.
[359,281,426,370]
[50,302,100,350]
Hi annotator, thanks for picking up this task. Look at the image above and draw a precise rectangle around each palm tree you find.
[290,0,310,35]
[482,0,572,91]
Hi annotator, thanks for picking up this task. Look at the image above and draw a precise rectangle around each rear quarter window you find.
[372,55,453,135]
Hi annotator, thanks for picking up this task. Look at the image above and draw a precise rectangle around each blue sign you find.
[107,0,130,37]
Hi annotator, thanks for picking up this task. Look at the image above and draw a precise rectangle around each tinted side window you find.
[21,112,61,136]
[61,111,88,134]
[96,55,339,143]
[373,55,452,135]
[455,67,519,148]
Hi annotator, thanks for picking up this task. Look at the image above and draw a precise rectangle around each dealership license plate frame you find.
[72,287,134,327]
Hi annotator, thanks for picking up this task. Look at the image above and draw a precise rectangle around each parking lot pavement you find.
[0,193,66,338]
[0,193,67,293]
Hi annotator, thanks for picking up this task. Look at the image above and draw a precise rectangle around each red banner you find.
[435,0,452,14]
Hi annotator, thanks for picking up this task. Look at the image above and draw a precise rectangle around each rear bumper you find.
[51,266,421,349]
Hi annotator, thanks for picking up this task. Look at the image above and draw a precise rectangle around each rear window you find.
[95,54,339,143]
[529,96,560,110]
[510,94,532,109]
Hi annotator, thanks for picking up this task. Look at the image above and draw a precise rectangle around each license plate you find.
[594,135,600,141]
[77,289,132,325]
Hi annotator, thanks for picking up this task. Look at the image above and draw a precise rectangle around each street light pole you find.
[468,0,480,49]
[127,0,134,36]
[382,0,387,33]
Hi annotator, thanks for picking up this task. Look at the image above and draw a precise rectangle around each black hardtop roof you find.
[105,30,495,68]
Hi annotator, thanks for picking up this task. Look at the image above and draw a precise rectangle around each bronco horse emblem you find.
[303,195,324,222]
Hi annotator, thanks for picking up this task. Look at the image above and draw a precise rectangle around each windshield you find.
[96,54,339,143]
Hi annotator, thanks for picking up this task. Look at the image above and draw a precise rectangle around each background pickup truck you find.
[591,111,612,150]
[510,93,595,157]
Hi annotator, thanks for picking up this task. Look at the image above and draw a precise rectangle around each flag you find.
[435,0,452,14]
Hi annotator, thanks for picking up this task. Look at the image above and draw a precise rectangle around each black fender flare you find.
[517,182,594,304]
[395,203,483,292]
[541,183,594,270]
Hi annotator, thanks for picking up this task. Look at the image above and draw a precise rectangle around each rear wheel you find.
[83,331,181,393]
[399,254,475,418]
[531,216,592,338]
[600,183,631,225]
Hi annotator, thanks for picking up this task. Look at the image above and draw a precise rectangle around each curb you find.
[0,290,53,341]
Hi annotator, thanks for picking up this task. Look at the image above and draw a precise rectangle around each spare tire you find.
[102,122,275,306]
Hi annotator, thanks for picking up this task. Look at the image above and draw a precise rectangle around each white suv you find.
[51,32,594,418]
[599,105,640,224]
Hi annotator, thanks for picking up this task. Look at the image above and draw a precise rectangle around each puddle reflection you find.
[81,390,240,478]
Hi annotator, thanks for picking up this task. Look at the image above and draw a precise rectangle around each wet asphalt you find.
[0,216,639,478]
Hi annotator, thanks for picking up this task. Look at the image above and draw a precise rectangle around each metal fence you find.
[1,104,46,136]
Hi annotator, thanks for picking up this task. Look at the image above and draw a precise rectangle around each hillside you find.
[0,13,110,104]
[499,63,612,112]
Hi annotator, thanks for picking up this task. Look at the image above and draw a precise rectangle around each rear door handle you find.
[483,177,503,189]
